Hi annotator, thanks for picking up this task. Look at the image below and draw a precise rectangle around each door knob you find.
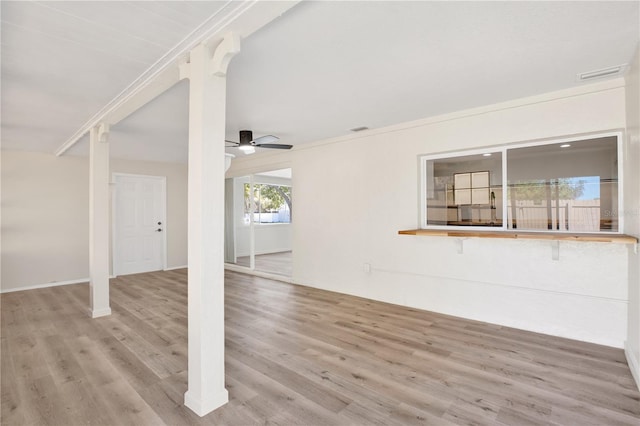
[157,221,162,225]
[156,228,162,232]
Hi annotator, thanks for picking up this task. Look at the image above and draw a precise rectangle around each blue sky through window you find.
[575,176,600,200]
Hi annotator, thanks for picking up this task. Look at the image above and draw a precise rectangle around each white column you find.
[89,123,112,318]
[182,35,239,417]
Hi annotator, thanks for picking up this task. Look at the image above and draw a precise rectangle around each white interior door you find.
[114,174,166,276]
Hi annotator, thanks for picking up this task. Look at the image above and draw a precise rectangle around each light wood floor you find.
[236,251,292,276]
[2,269,639,425]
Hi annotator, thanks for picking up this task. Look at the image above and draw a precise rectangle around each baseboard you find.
[223,263,294,284]
[184,388,229,417]
[624,341,640,391]
[235,249,292,257]
[1,277,89,294]
[164,265,188,271]
[89,307,112,318]
[254,249,292,256]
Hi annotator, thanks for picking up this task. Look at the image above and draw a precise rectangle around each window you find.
[424,151,503,227]
[244,183,292,224]
[422,133,621,233]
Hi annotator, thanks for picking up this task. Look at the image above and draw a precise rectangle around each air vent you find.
[577,64,626,81]
[350,126,369,132]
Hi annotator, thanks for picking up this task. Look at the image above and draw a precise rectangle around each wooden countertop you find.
[398,229,638,244]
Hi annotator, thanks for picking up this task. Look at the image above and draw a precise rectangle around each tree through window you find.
[244,183,292,224]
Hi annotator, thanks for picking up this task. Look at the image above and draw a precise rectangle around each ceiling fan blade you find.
[252,135,279,145]
[255,143,293,150]
[225,140,239,146]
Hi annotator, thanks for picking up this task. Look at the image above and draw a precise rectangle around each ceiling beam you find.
[55,0,299,157]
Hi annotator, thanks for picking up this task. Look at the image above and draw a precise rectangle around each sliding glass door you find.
[224,168,292,277]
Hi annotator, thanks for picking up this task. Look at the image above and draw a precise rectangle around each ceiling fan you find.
[225,130,292,154]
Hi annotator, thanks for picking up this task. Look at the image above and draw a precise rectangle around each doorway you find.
[113,173,167,276]
[225,168,292,277]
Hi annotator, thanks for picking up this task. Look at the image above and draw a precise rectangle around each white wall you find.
[229,79,631,348]
[0,151,188,292]
[624,44,640,388]
[235,225,292,256]
[1,151,90,290]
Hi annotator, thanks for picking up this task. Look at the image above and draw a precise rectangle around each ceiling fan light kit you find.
[238,130,255,152]
[226,129,293,154]
[238,145,255,154]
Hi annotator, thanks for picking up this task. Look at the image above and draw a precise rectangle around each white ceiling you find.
[0,0,227,157]
[2,1,639,162]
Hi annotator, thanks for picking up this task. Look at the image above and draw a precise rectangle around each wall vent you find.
[577,64,627,81]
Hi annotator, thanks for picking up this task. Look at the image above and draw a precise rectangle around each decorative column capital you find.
[179,33,240,81]
[92,123,110,143]
[210,33,241,77]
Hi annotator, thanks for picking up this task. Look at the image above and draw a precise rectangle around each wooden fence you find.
[507,200,602,231]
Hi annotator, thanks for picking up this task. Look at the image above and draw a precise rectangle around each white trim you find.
[420,130,624,234]
[230,78,625,162]
[226,160,293,179]
[224,263,294,284]
[618,130,625,233]
[501,146,508,230]
[164,265,188,271]
[1,278,89,294]
[90,307,112,318]
[253,248,292,256]
[111,172,168,180]
[184,389,229,418]
[625,341,640,391]
[160,177,168,271]
[249,176,256,270]
[419,130,622,159]
[420,156,427,228]
[112,173,168,276]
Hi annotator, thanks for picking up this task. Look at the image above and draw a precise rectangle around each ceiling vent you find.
[577,64,627,82]
[350,126,369,132]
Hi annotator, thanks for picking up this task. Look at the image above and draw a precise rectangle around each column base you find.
[184,388,229,417]
[88,307,112,318]
[625,341,640,391]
